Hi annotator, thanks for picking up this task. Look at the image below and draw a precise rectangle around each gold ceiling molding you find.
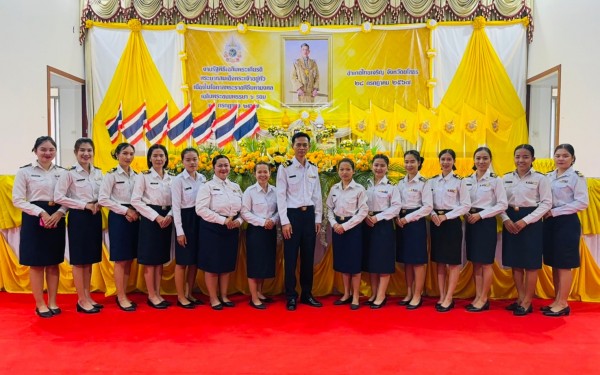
[80,0,533,42]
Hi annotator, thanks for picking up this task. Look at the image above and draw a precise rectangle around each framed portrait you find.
[282,36,332,107]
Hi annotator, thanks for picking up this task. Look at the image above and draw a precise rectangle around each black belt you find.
[220,213,240,221]
[368,211,382,216]
[433,208,452,215]
[469,207,484,213]
[400,207,421,215]
[149,204,171,211]
[289,206,313,212]
[508,205,537,212]
[335,215,352,223]
[31,200,56,207]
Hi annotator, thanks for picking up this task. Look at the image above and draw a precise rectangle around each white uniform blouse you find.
[195,177,243,226]
[12,161,67,216]
[500,168,552,224]
[54,163,103,210]
[546,167,589,217]
[429,171,470,220]
[396,172,433,222]
[171,170,206,236]
[276,158,323,226]
[464,169,508,219]
[98,165,138,216]
[326,180,369,231]
[365,176,401,222]
[241,182,279,227]
[131,168,174,221]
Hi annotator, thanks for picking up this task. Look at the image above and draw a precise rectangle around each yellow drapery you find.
[2,174,600,300]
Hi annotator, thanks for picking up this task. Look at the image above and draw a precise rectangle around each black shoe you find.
[77,303,100,314]
[406,298,422,310]
[370,298,387,309]
[363,299,375,306]
[436,300,455,313]
[116,297,136,312]
[286,298,297,311]
[350,303,360,310]
[333,296,353,305]
[211,303,223,311]
[220,299,235,308]
[300,295,323,307]
[249,300,267,310]
[465,303,474,310]
[158,300,172,307]
[188,297,205,305]
[505,301,520,311]
[398,299,411,306]
[49,307,62,315]
[540,305,552,312]
[92,303,104,309]
[467,300,490,313]
[146,299,167,310]
[258,296,274,303]
[35,308,53,318]
[543,306,570,317]
[177,300,196,309]
[513,304,533,316]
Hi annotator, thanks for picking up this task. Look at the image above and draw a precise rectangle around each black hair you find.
[300,43,310,49]
[212,154,230,167]
[147,144,168,169]
[372,154,389,166]
[291,131,311,144]
[554,143,576,164]
[181,147,199,159]
[32,136,56,152]
[74,137,94,152]
[337,157,355,171]
[514,144,535,158]
[404,150,425,171]
[472,146,493,171]
[438,149,457,171]
[111,142,134,160]
[255,161,270,171]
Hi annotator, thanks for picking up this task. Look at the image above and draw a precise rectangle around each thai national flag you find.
[120,103,146,145]
[233,104,260,141]
[145,104,168,145]
[105,103,122,144]
[167,103,193,146]
[192,103,216,145]
[212,105,238,148]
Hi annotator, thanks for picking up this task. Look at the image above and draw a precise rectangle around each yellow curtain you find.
[370,104,395,143]
[439,17,528,176]
[92,22,179,172]
[437,103,464,153]
[417,102,440,160]
[3,174,600,300]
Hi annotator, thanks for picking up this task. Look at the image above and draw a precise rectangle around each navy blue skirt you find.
[197,217,239,274]
[430,212,462,265]
[19,202,65,267]
[543,213,581,269]
[332,217,363,274]
[396,208,428,265]
[502,206,543,269]
[362,218,395,273]
[466,209,498,265]
[108,209,139,261]
[67,209,102,265]
[246,224,277,279]
[137,205,172,266]
[175,207,199,266]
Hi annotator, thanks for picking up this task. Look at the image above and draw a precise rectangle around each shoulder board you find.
[142,170,151,174]
[69,166,77,171]
[490,172,497,178]
[419,176,427,182]
[108,167,117,173]
[283,159,293,167]
[576,170,584,177]
[453,174,463,180]
[503,172,512,177]
[167,170,178,176]
[535,171,546,176]
[308,160,316,166]
[55,165,67,170]
[431,174,439,179]
[20,163,32,168]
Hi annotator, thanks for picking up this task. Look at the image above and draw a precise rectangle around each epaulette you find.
[535,171,546,176]
[490,172,497,178]
[419,176,427,182]
[431,174,440,179]
[308,160,316,167]
[576,170,584,178]
[503,171,513,177]
[167,170,178,176]
[142,170,151,174]
[108,167,117,173]
[453,174,463,180]
[283,159,293,167]
[56,165,67,170]
[69,166,77,171]
[20,163,32,168]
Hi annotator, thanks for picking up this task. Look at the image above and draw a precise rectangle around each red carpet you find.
[2,292,600,374]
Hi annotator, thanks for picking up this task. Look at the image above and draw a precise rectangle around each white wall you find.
[528,0,600,177]
[0,1,83,174]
